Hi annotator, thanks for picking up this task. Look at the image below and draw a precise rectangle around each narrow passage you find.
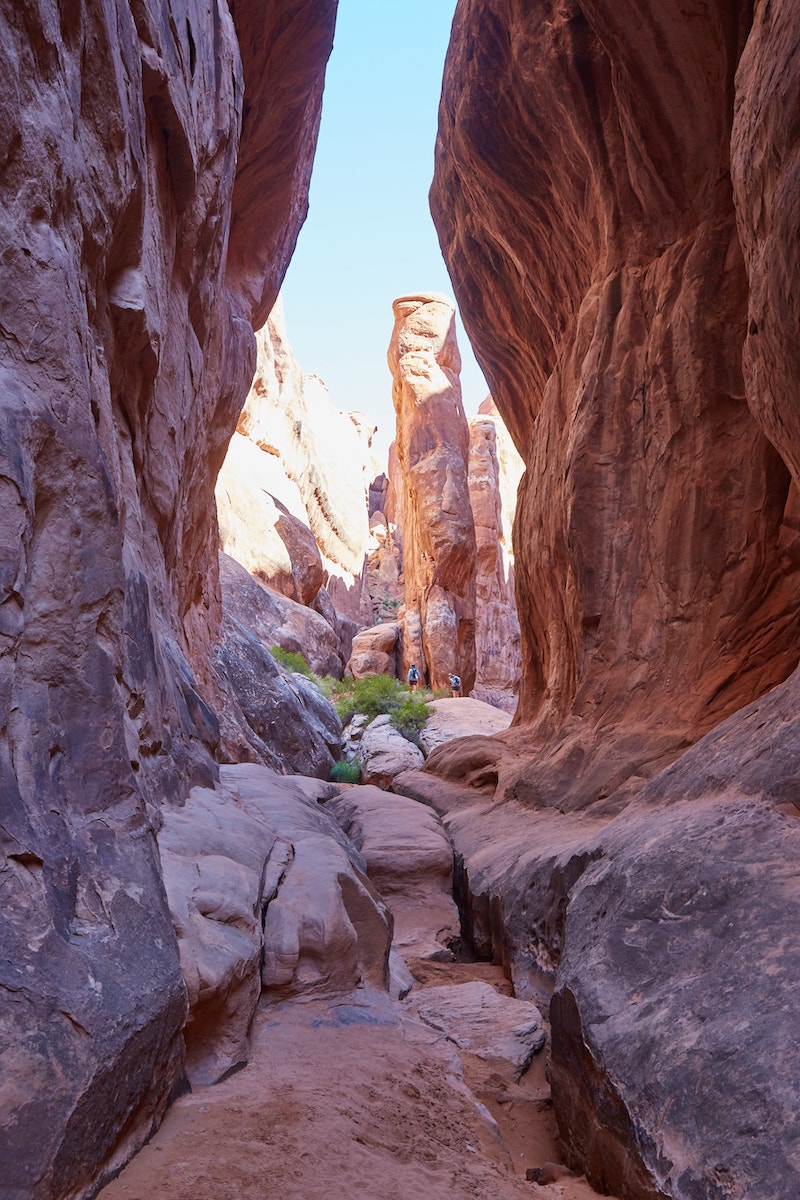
[99,784,614,1200]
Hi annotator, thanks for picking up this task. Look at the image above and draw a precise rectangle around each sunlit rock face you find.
[388,293,477,692]
[226,295,374,626]
[431,0,800,811]
[0,1,336,1195]
[429,2,800,1197]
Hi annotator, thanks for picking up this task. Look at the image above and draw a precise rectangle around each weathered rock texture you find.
[0,2,336,1196]
[426,2,800,1197]
[223,295,375,626]
[327,785,459,965]
[431,0,800,811]
[388,293,477,693]
[159,765,390,1085]
[468,405,522,710]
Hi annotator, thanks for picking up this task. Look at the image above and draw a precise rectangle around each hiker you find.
[407,663,420,692]
[448,673,462,698]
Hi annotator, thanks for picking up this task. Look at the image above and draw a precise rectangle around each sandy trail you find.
[100,782,614,1200]
[100,971,612,1200]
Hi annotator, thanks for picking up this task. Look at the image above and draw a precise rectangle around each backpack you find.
[408,666,419,682]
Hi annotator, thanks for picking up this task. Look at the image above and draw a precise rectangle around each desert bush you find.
[332,674,431,742]
[329,759,361,784]
[270,646,313,677]
[391,695,432,744]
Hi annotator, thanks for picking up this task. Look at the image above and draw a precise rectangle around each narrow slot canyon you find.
[96,768,605,1200]
[3,3,800,1200]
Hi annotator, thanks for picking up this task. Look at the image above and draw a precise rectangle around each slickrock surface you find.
[0,2,336,1194]
[99,771,608,1200]
[389,293,478,693]
[327,785,460,963]
[355,714,425,790]
[419,697,513,756]
[428,2,800,1196]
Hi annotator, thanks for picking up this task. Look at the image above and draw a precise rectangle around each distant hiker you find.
[407,663,420,692]
[448,673,462,697]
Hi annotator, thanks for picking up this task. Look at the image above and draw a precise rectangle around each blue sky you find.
[281,0,488,459]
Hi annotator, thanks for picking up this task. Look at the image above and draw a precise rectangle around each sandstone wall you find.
[0,2,336,1195]
[428,2,800,1196]
[388,293,477,692]
[431,0,800,811]
[468,402,522,710]
[231,296,375,625]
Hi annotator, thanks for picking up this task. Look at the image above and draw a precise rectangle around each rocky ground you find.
[98,779,612,1200]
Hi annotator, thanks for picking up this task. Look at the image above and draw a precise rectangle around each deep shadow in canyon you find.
[2,2,800,1200]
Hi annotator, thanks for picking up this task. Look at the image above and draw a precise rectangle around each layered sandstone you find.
[0,2,336,1196]
[388,293,477,692]
[428,2,800,1197]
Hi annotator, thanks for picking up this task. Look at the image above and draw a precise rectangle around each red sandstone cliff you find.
[0,3,336,1196]
[388,293,478,692]
[424,2,800,1198]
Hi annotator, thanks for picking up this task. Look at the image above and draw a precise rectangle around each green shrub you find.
[332,673,432,743]
[314,674,340,699]
[391,695,432,744]
[270,646,313,676]
[329,759,361,784]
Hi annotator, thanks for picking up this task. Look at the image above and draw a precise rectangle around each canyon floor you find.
[99,780,613,1200]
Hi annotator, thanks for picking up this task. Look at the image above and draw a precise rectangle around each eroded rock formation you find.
[426,2,800,1197]
[225,295,375,625]
[388,293,477,692]
[468,403,522,710]
[0,2,336,1195]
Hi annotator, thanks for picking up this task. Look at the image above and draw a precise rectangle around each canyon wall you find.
[227,295,376,625]
[425,1,800,1197]
[468,400,522,710]
[388,293,477,692]
[0,2,337,1195]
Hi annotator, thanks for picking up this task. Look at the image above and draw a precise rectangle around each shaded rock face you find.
[426,3,800,1198]
[0,1,336,1195]
[468,408,522,710]
[431,0,800,811]
[388,293,478,693]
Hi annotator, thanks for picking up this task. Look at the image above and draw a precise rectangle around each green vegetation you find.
[331,673,431,745]
[329,759,362,784]
[269,651,433,749]
[269,646,313,676]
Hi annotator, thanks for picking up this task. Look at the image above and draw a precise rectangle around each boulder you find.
[405,981,545,1080]
[159,765,392,1083]
[327,784,459,963]
[356,715,424,789]
[346,621,400,679]
[419,698,513,757]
